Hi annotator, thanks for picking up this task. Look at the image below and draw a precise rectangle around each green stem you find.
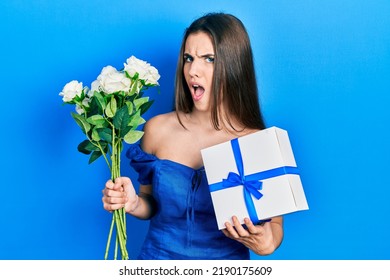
[104,213,115,260]
[114,209,128,259]
[105,129,128,260]
[114,233,118,260]
[121,207,127,240]
[111,127,118,180]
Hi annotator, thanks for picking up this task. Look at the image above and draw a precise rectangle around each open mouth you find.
[192,84,205,101]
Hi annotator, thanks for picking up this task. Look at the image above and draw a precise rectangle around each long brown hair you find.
[174,13,266,131]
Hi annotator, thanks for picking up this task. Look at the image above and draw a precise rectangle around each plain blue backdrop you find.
[1,0,389,260]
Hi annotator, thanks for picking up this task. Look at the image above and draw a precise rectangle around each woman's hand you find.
[102,177,138,213]
[222,216,283,255]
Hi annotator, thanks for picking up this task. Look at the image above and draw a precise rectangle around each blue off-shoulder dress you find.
[126,144,249,260]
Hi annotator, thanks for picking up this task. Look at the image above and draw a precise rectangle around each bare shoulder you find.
[141,112,178,154]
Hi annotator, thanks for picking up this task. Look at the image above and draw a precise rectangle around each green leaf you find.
[105,96,117,118]
[120,125,132,138]
[125,101,134,115]
[133,97,149,110]
[129,80,141,96]
[130,72,139,81]
[77,140,97,155]
[139,99,154,115]
[113,106,130,131]
[96,127,112,143]
[128,110,141,128]
[94,91,107,111]
[126,93,137,103]
[89,150,102,164]
[139,117,146,125]
[86,115,107,126]
[100,141,109,153]
[87,96,102,116]
[123,130,144,144]
[71,112,91,134]
[91,127,101,141]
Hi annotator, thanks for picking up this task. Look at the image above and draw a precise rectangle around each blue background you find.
[1,0,389,260]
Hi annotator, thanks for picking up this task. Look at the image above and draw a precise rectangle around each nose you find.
[188,60,200,78]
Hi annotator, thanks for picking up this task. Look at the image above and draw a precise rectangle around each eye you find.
[205,56,215,63]
[184,54,193,63]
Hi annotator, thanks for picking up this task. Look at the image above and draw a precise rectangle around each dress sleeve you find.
[126,144,157,185]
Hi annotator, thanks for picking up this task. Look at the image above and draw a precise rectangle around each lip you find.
[189,81,205,102]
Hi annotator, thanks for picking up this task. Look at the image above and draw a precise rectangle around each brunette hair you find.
[174,12,266,130]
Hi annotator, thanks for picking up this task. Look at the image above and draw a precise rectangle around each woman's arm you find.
[126,184,157,220]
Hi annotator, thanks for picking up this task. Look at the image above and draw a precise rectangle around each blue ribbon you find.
[209,138,300,223]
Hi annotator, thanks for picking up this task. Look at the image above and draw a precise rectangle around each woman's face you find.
[183,31,215,112]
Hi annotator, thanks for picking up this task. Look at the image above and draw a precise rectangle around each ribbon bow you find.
[222,172,263,200]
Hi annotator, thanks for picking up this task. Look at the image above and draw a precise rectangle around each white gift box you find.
[201,126,309,230]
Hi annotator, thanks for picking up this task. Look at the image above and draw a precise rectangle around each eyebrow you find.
[184,52,215,58]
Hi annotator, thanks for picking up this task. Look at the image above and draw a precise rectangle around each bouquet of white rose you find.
[59,55,160,260]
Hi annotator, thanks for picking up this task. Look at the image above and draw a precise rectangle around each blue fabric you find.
[126,144,249,260]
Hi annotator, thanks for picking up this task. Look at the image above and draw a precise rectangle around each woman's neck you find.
[186,109,252,137]
[187,110,213,127]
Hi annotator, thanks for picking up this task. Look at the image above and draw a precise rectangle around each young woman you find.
[102,13,283,260]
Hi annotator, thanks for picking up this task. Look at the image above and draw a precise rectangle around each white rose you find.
[97,66,131,94]
[124,56,149,80]
[59,80,83,102]
[124,56,160,86]
[144,65,160,86]
[89,80,100,96]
